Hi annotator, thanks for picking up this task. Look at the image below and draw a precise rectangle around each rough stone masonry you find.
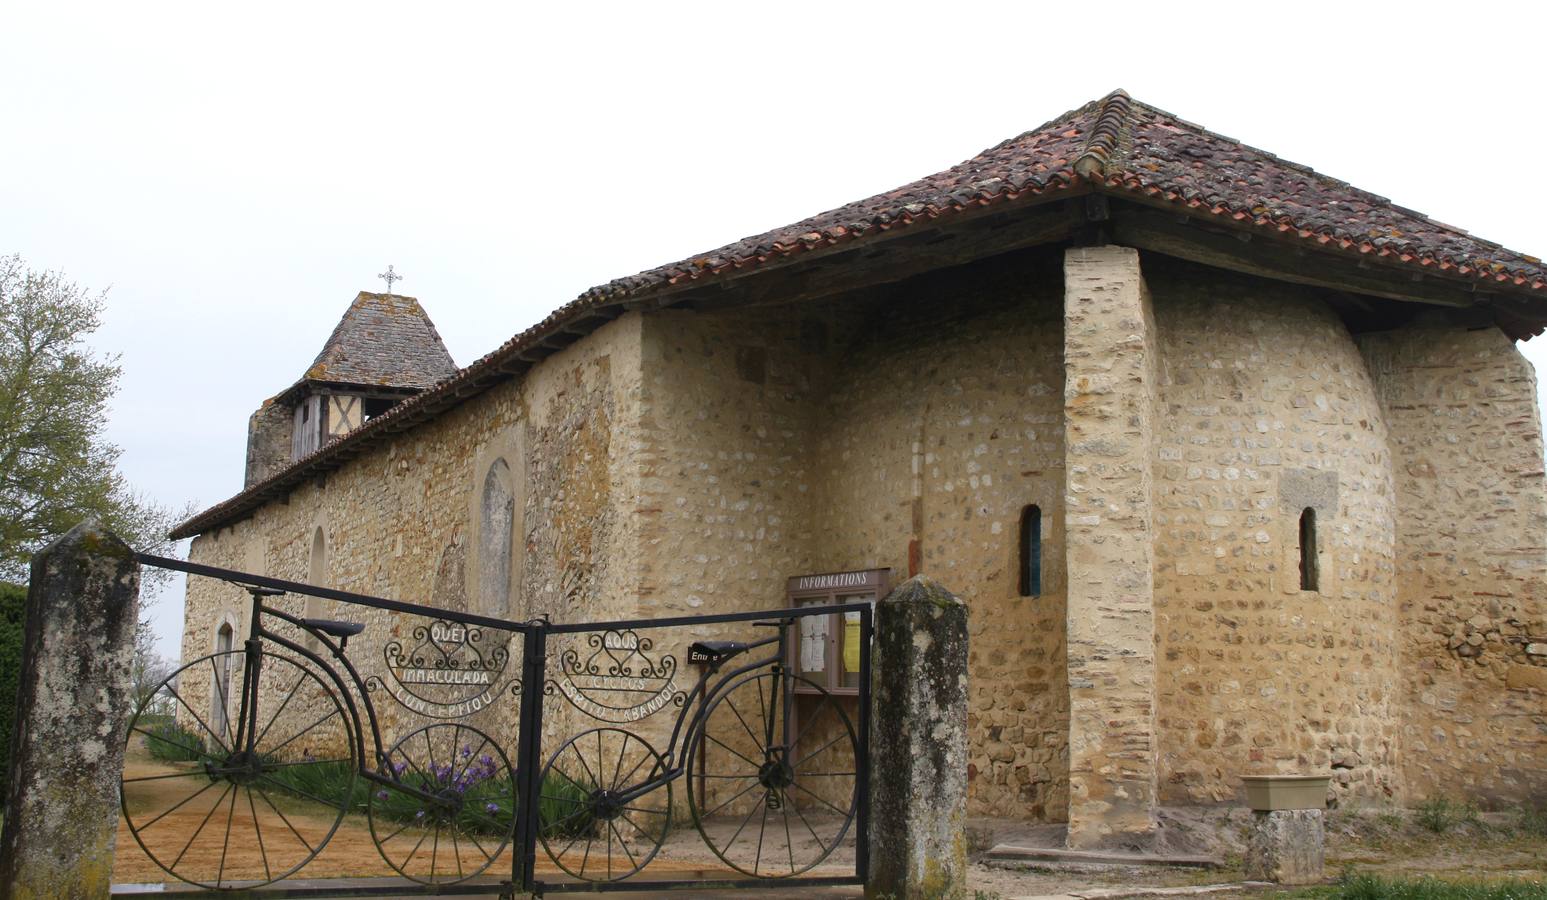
[868,576,970,900]
[172,91,1547,852]
[0,521,141,900]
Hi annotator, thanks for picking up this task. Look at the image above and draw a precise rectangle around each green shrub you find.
[1335,871,1547,900]
[1515,804,1547,838]
[0,583,26,793]
[1413,797,1478,833]
[537,770,595,840]
[144,719,210,763]
[261,752,535,838]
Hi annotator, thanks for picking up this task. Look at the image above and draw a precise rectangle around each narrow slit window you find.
[1019,505,1042,598]
[1298,507,1318,591]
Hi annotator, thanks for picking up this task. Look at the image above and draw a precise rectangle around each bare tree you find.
[130,617,175,716]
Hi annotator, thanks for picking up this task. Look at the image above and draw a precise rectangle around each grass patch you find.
[259,755,592,839]
[1414,798,1479,834]
[1513,806,1547,839]
[1324,872,1547,900]
[536,771,595,840]
[142,720,210,763]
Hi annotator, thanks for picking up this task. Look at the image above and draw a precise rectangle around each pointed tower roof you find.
[290,291,457,396]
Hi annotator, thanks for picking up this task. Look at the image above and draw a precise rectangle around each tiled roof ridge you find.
[1103,97,1520,258]
[1073,88,1133,178]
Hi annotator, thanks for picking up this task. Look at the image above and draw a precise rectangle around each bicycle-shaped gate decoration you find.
[121,554,871,896]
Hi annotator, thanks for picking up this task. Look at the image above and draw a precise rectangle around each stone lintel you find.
[1062,246,1159,849]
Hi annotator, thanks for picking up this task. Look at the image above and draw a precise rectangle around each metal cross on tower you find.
[378,265,403,295]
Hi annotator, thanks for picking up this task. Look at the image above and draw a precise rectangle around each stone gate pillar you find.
[867,576,969,900]
[1062,246,1159,848]
[0,521,141,899]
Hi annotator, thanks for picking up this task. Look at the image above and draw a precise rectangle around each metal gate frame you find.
[117,554,871,898]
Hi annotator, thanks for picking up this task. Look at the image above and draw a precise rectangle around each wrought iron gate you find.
[117,554,870,897]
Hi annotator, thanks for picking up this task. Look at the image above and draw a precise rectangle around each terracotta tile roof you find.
[170,91,1547,539]
[563,89,1544,305]
[293,291,457,394]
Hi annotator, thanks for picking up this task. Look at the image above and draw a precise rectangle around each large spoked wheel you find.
[687,670,858,878]
[537,727,671,882]
[368,723,516,884]
[120,648,358,889]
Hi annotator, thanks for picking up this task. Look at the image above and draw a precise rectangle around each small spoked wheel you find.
[537,727,671,882]
[687,670,859,878]
[369,723,516,884]
[120,648,357,889]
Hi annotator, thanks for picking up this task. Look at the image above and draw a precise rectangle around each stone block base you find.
[1244,809,1324,885]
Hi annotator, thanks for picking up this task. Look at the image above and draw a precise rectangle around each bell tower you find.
[242,289,457,488]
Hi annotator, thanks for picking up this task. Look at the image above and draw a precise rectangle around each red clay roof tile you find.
[170,91,1547,539]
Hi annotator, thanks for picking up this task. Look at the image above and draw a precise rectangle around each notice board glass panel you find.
[786,569,889,696]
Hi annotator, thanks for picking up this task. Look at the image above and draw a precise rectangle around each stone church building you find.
[175,91,1547,846]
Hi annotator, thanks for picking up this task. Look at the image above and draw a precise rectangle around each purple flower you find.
[485,802,500,814]
[415,809,425,820]
[461,745,472,758]
[392,760,408,775]
[377,790,389,801]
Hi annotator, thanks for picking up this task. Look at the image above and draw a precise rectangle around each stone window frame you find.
[1297,507,1319,592]
[210,609,241,737]
[1019,504,1043,598]
[1279,469,1337,596]
[1008,494,1059,599]
[304,520,330,647]
[468,423,528,620]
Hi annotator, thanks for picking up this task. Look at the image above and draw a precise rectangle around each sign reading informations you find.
[786,568,889,696]
[789,570,886,593]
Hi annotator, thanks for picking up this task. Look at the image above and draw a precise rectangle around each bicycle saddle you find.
[304,618,365,639]
[688,640,749,665]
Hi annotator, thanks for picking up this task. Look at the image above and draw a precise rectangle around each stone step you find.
[985,845,1222,869]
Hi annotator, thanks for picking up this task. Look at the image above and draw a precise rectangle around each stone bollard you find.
[0,521,141,900]
[866,576,969,900]
[1241,775,1328,885]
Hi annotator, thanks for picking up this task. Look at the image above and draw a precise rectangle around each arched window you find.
[212,623,234,739]
[479,459,515,616]
[305,526,328,636]
[1019,505,1042,598]
[1298,507,1318,591]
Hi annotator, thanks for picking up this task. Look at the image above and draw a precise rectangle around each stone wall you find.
[808,249,1069,820]
[1148,259,1401,807]
[634,306,828,620]
[181,243,1547,825]
[1062,246,1159,846]
[182,315,646,754]
[244,397,293,488]
[1360,320,1547,806]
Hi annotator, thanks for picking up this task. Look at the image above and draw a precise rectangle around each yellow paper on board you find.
[843,611,861,673]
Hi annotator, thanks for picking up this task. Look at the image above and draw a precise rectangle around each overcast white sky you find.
[3,1,1544,660]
